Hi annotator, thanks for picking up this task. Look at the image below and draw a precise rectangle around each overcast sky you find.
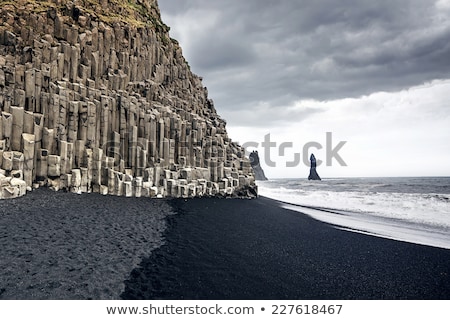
[159,0,450,178]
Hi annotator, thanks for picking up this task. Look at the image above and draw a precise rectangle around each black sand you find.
[0,189,173,299]
[1,192,449,299]
[122,197,450,299]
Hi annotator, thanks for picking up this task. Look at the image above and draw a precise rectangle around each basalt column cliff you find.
[0,0,257,199]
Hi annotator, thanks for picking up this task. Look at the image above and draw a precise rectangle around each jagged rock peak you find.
[308,154,321,181]
[249,150,268,181]
[0,0,257,199]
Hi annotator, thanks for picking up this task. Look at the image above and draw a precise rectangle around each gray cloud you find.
[189,34,256,70]
[159,0,450,124]
[221,104,323,127]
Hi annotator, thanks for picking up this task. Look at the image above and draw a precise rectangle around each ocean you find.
[257,177,450,249]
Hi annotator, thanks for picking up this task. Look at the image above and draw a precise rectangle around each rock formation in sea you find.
[249,150,268,181]
[0,0,257,199]
[308,154,321,181]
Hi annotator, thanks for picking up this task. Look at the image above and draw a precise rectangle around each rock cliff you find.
[0,0,257,199]
[249,150,267,181]
[308,154,321,181]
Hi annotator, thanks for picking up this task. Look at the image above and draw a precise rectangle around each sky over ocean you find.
[159,0,450,178]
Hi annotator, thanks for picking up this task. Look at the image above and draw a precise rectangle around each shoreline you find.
[123,196,450,299]
[1,191,449,299]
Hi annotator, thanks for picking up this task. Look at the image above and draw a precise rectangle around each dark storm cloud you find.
[189,35,256,70]
[158,0,450,120]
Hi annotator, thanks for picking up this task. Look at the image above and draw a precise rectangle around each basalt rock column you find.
[308,154,321,181]
[0,0,257,199]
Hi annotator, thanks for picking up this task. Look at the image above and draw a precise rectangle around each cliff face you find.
[249,150,268,181]
[0,0,257,199]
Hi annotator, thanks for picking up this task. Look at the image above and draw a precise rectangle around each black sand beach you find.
[0,189,173,299]
[123,197,450,300]
[1,191,449,299]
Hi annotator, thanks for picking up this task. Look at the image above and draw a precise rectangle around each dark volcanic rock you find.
[308,154,321,180]
[249,150,268,181]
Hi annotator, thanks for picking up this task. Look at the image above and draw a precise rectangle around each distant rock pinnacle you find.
[308,154,321,181]
[249,150,268,181]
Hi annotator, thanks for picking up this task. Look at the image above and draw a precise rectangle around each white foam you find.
[258,181,450,249]
[282,204,450,250]
[258,185,450,228]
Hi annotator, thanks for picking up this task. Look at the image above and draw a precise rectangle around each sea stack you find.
[249,150,268,181]
[0,0,257,199]
[308,154,321,180]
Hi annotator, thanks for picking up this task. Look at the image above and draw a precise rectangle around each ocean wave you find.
[258,185,450,229]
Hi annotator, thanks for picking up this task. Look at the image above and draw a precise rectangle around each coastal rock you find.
[249,150,268,181]
[0,0,257,199]
[308,154,321,181]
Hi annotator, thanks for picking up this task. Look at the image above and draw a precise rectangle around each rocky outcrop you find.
[308,154,321,181]
[0,0,256,199]
[249,150,267,181]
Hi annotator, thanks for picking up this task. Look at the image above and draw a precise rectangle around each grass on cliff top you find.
[0,0,170,31]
